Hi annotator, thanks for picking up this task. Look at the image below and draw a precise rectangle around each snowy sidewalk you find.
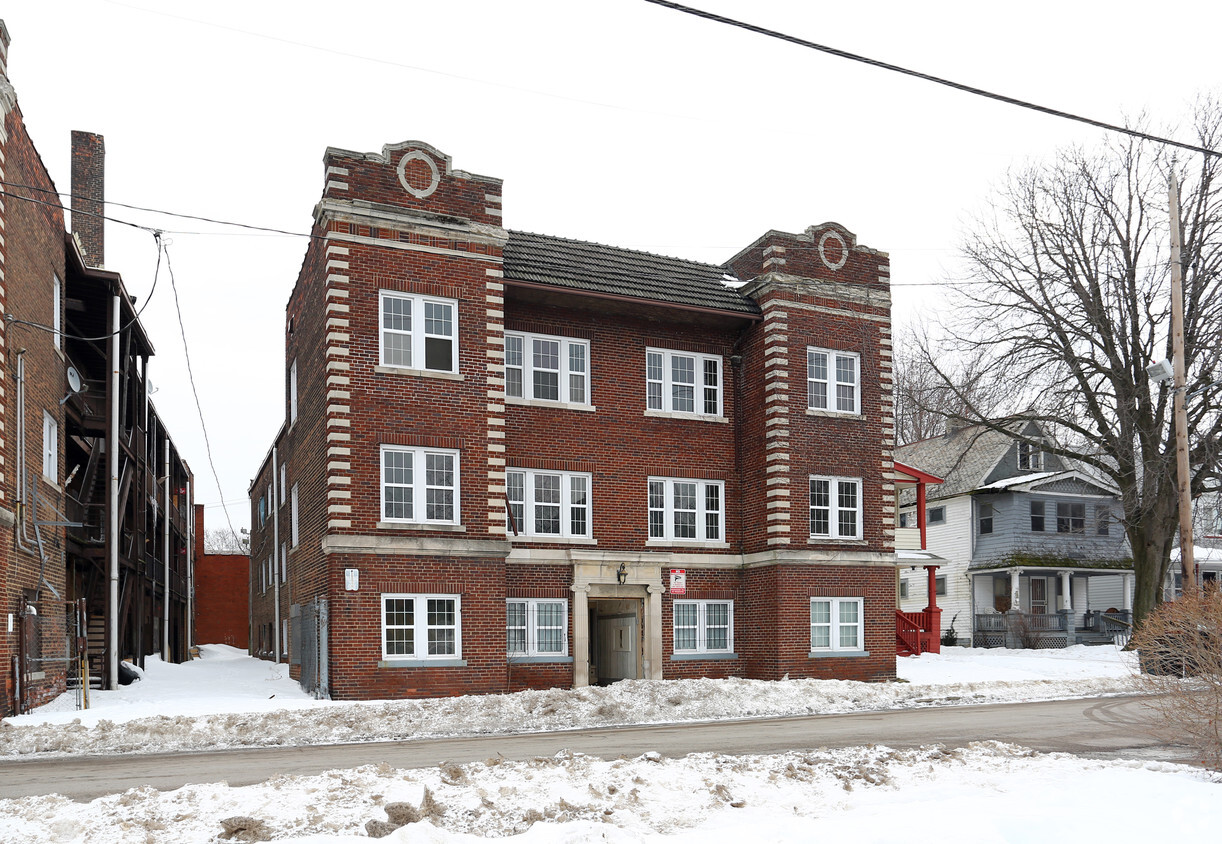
[0,644,1142,758]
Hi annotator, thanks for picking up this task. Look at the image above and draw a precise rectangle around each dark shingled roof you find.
[503,230,761,316]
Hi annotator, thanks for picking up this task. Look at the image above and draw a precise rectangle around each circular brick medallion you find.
[397,151,440,199]
[818,230,848,271]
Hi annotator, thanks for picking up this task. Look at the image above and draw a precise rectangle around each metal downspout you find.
[271,445,280,661]
[186,479,193,651]
[108,293,121,690]
[163,437,170,660]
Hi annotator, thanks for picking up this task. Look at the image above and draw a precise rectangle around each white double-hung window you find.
[505,331,589,405]
[646,348,722,416]
[506,468,590,538]
[506,599,568,657]
[381,446,459,524]
[673,600,733,654]
[809,476,862,540]
[380,290,458,373]
[807,347,859,414]
[648,477,724,543]
[810,597,863,652]
[382,594,461,660]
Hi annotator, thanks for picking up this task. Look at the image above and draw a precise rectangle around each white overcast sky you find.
[3,0,1219,535]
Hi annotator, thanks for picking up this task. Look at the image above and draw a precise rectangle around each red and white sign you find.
[669,569,687,595]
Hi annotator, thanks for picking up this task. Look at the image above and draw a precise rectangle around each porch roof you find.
[969,558,1133,576]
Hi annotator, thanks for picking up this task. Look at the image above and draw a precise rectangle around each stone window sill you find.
[374,365,463,381]
[506,396,596,413]
[508,655,574,665]
[377,521,466,532]
[645,540,731,549]
[805,409,864,421]
[808,650,870,659]
[378,658,467,668]
[643,410,728,424]
[670,652,738,661]
[509,535,597,545]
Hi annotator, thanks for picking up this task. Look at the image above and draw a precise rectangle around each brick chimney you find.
[71,130,105,268]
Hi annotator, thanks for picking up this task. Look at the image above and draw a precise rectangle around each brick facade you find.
[251,139,898,701]
[0,21,196,716]
[193,505,250,649]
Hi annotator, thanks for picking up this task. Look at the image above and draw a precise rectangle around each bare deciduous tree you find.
[925,102,1222,627]
[203,527,249,555]
[893,327,1001,444]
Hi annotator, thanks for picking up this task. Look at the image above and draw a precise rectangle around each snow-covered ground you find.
[2,644,1218,843]
[1,644,1141,757]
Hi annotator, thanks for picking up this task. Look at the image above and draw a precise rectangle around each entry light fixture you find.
[616,563,628,585]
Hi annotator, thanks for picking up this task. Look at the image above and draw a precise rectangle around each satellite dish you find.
[66,367,83,394]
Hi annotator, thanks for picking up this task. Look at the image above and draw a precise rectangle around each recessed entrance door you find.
[589,599,642,685]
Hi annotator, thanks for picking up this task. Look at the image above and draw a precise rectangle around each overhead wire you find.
[161,242,244,549]
[642,1,1221,160]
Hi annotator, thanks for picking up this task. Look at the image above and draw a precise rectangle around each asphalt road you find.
[0,695,1185,801]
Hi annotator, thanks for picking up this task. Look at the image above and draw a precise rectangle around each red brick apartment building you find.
[0,22,195,716]
[250,139,898,699]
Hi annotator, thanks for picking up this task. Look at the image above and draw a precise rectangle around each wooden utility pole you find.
[1168,171,1197,594]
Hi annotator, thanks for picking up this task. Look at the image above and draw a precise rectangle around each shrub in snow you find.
[1131,591,1222,770]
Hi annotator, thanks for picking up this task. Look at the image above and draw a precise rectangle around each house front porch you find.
[970,562,1133,648]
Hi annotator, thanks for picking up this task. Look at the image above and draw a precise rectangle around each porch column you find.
[917,483,928,550]
[1006,569,1023,649]
[1122,573,1133,611]
[1058,570,1076,645]
[645,584,664,681]
[571,584,590,688]
[924,565,942,653]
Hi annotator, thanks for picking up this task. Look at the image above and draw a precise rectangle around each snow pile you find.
[0,645,1142,759]
[1,743,1218,843]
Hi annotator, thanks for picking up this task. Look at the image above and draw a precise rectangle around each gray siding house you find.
[897,421,1132,647]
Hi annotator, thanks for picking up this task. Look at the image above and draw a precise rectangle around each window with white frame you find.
[381,446,459,524]
[645,348,722,416]
[379,290,458,373]
[506,468,590,538]
[289,359,298,424]
[673,600,733,654]
[506,598,568,656]
[1017,440,1043,471]
[381,594,461,660]
[807,348,859,414]
[290,483,300,547]
[280,542,287,584]
[505,331,589,405]
[809,476,862,540]
[53,273,62,350]
[810,597,864,652]
[899,579,909,599]
[42,411,58,481]
[279,464,286,506]
[648,477,724,542]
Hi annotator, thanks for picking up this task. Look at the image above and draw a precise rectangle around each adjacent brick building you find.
[193,505,249,649]
[250,139,898,699]
[0,21,195,716]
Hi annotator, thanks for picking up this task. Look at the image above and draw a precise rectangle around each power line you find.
[643,1,1221,160]
[162,243,243,551]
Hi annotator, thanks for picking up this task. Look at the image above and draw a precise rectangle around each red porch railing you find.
[896,609,941,656]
